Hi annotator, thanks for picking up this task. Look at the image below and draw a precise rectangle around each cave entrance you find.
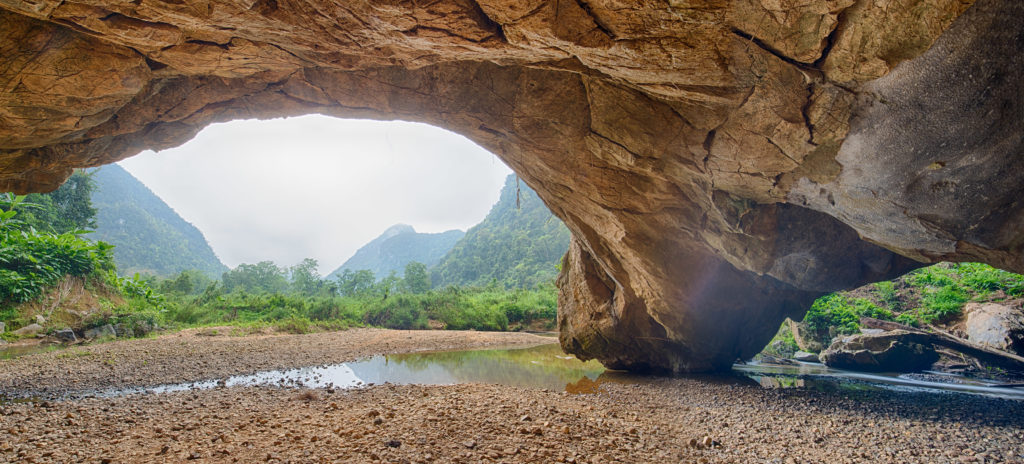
[116,114,514,277]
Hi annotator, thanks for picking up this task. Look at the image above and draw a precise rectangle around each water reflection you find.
[95,343,607,398]
[0,343,60,360]
[735,361,1024,399]
[15,343,1024,401]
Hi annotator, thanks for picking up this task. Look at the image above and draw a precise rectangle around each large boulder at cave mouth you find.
[819,331,939,372]
[965,301,1024,355]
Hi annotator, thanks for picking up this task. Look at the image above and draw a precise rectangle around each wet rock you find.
[793,351,820,363]
[819,330,939,372]
[54,329,77,344]
[12,324,43,337]
[84,324,116,339]
[965,301,1024,355]
[758,355,798,366]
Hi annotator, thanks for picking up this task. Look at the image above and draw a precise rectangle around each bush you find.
[955,262,1024,297]
[918,285,968,324]
[873,281,901,311]
[0,231,114,304]
[804,293,860,335]
[364,295,428,330]
[803,294,893,342]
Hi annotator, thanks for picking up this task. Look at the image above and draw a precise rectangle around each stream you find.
[46,343,1022,401]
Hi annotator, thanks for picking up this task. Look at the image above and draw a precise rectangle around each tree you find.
[290,258,322,296]
[10,170,97,234]
[160,269,214,295]
[403,261,431,294]
[222,261,289,294]
[337,269,375,297]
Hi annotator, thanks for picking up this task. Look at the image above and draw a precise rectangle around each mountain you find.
[327,224,465,280]
[431,175,571,289]
[89,164,228,278]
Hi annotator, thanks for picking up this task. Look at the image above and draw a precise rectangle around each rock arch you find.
[1,0,1021,371]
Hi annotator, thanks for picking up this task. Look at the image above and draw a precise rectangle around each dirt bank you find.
[1,329,1023,463]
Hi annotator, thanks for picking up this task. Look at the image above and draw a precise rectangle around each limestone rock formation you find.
[965,301,1024,356]
[0,0,1021,371]
[819,330,939,372]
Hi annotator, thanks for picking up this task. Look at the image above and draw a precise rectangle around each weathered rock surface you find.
[83,324,116,340]
[820,330,939,372]
[54,328,77,344]
[793,351,819,363]
[11,323,43,337]
[965,301,1024,355]
[787,319,825,353]
[0,0,1021,371]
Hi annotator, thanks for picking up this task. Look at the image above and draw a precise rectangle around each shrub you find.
[364,295,428,330]
[955,262,1024,297]
[873,281,901,311]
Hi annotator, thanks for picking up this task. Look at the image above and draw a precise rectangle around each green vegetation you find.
[160,259,557,333]
[792,262,1024,350]
[89,164,227,278]
[432,175,570,289]
[0,193,115,306]
[5,171,97,234]
[803,293,892,339]
[1,170,568,344]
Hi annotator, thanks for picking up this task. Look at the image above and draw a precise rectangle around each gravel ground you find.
[1,329,1023,463]
[0,328,549,398]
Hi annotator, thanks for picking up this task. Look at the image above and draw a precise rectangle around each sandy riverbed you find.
[1,328,1023,463]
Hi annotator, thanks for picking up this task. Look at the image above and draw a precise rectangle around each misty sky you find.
[118,115,512,274]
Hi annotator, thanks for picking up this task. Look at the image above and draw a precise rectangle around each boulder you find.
[0,321,5,333]
[819,330,939,372]
[54,328,77,343]
[84,324,117,340]
[12,323,44,337]
[0,0,1022,372]
[35,314,45,325]
[965,301,1024,355]
[793,351,820,363]
[113,324,134,339]
[786,319,825,353]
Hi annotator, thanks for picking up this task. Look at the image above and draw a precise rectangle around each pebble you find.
[0,330,1021,463]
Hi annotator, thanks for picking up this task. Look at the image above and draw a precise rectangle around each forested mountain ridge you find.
[90,164,227,278]
[431,175,570,289]
[326,224,465,280]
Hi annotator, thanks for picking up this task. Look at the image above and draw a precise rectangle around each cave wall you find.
[0,0,1020,371]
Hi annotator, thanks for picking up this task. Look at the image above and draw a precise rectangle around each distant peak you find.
[382,223,415,237]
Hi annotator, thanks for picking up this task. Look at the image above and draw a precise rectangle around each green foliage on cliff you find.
[89,164,227,278]
[795,262,1024,350]
[431,175,570,289]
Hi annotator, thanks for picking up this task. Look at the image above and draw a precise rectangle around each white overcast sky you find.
[118,115,512,274]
